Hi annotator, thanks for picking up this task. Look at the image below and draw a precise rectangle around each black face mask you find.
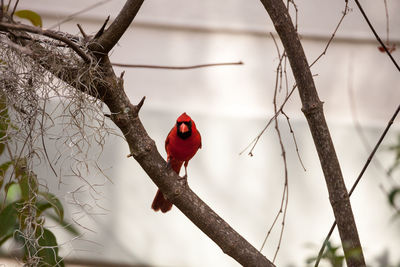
[176,121,192,140]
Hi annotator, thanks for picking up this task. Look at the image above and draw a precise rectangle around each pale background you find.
[9,0,400,266]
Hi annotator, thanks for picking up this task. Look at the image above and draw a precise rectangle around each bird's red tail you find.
[151,189,173,213]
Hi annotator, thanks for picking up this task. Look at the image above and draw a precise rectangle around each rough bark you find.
[259,0,366,266]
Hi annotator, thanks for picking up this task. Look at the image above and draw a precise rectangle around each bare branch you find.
[99,63,275,266]
[281,110,306,171]
[135,96,145,113]
[259,37,290,262]
[88,0,144,55]
[240,85,296,156]
[0,34,32,54]
[315,104,400,267]
[0,0,4,19]
[309,1,349,68]
[1,5,275,265]
[112,61,243,70]
[352,0,400,71]
[93,16,109,40]
[10,0,19,19]
[248,1,349,155]
[77,24,88,40]
[48,0,111,29]
[259,0,366,265]
[0,21,90,62]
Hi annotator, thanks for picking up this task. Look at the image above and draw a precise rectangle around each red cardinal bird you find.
[151,112,202,213]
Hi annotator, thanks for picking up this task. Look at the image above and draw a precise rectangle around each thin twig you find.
[259,35,290,263]
[244,0,345,161]
[246,0,348,156]
[309,1,349,68]
[314,104,400,267]
[347,56,394,181]
[239,86,296,156]
[10,0,19,19]
[77,24,87,40]
[281,110,306,171]
[352,0,400,71]
[39,98,58,178]
[93,16,109,39]
[272,63,289,263]
[135,96,145,113]
[383,0,389,45]
[111,61,244,70]
[261,0,367,264]
[0,35,32,54]
[48,0,111,30]
[0,21,91,62]
[0,0,4,19]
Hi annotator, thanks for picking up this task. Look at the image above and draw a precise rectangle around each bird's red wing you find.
[165,127,174,156]
[198,131,202,149]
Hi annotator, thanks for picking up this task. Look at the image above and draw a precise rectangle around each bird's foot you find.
[165,159,171,169]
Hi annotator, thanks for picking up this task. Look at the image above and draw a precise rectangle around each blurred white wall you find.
[15,0,400,266]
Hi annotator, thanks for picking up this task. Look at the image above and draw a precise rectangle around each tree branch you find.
[1,2,276,266]
[315,103,400,266]
[88,0,144,55]
[259,0,366,266]
[0,21,90,63]
[69,54,273,266]
[111,61,243,70]
[99,56,276,267]
[352,0,400,72]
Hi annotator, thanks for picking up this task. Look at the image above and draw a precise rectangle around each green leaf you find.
[0,232,13,246]
[37,228,64,267]
[0,201,19,240]
[38,192,64,221]
[0,161,12,190]
[0,161,11,177]
[5,182,20,203]
[14,10,42,27]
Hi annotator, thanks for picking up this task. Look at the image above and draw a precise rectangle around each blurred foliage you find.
[387,135,400,215]
[306,241,344,267]
[14,10,43,27]
[0,92,78,266]
[306,242,400,267]
[388,135,400,175]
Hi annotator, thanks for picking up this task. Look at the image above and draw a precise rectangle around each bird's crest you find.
[177,112,192,123]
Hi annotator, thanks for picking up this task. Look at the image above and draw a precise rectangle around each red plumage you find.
[151,112,202,213]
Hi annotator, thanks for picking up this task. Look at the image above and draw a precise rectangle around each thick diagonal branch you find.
[98,60,275,266]
[259,0,366,266]
[88,0,144,55]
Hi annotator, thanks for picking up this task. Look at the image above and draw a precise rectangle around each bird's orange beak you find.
[179,123,189,133]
